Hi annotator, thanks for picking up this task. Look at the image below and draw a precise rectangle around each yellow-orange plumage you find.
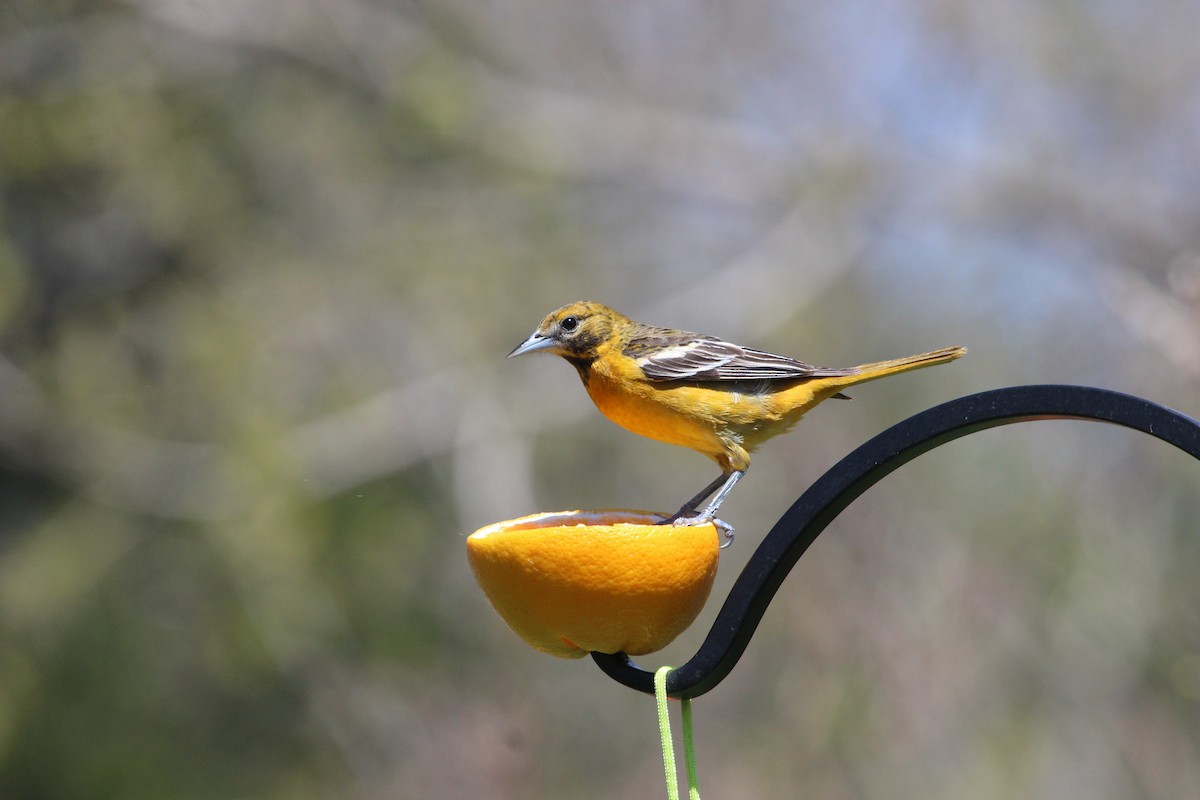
[509,301,965,524]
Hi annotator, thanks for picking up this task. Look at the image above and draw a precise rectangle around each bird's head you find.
[508,301,623,361]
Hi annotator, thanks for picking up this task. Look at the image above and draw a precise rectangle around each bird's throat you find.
[564,356,596,387]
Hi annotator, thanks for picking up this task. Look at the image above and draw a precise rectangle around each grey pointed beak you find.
[507,331,559,358]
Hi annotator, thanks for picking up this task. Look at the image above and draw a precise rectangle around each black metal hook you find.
[591,384,1200,698]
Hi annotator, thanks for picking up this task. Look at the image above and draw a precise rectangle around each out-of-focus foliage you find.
[1,1,1198,798]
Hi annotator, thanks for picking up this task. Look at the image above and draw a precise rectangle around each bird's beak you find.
[507,331,559,358]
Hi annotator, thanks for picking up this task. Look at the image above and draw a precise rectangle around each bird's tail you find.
[844,345,967,385]
[812,345,966,398]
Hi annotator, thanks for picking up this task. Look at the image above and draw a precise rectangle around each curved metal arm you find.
[592,384,1200,698]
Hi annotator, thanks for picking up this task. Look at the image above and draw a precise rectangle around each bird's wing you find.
[626,328,853,382]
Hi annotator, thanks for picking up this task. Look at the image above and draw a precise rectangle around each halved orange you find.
[467,510,721,658]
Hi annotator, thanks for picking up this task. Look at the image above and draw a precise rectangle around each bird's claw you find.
[714,518,735,547]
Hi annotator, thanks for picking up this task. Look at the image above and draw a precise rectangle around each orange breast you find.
[583,361,732,462]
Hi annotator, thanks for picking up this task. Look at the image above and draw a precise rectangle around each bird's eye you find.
[560,316,579,332]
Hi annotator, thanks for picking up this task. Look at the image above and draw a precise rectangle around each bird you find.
[508,301,965,528]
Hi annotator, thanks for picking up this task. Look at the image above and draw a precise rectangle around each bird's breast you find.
[581,363,732,460]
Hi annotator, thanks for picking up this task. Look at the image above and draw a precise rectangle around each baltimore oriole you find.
[509,301,965,527]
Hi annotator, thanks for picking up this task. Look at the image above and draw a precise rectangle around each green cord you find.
[655,667,679,800]
[681,692,700,800]
[655,666,701,800]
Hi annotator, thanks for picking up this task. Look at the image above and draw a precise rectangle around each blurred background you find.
[1,1,1198,798]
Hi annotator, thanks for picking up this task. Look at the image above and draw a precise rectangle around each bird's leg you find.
[684,470,744,524]
[659,470,744,546]
[663,472,730,522]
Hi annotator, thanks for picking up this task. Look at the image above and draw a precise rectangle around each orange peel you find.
[467,510,721,658]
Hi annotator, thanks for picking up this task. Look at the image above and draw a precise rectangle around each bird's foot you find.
[658,511,734,548]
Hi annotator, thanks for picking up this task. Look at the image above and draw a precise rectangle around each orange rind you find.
[467,510,721,658]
